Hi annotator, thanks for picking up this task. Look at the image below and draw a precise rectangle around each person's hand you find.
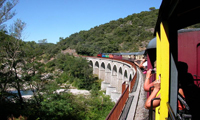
[153,79,161,90]
[146,69,152,78]
[142,59,146,62]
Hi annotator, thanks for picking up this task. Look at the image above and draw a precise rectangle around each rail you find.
[149,98,160,120]
[106,82,129,120]
[167,103,177,120]
[130,63,137,92]
[105,58,138,119]
[85,56,140,119]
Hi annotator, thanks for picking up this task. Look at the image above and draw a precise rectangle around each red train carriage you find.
[178,29,200,86]
[97,53,102,57]
[146,29,200,87]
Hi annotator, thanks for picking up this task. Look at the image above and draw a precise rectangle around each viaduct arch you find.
[86,57,136,102]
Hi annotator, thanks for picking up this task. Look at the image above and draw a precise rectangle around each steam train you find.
[145,0,200,120]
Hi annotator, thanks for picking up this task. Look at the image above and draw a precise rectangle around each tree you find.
[149,7,156,11]
[22,42,46,106]
[0,19,25,94]
[0,19,26,106]
[0,0,19,29]
[38,39,47,45]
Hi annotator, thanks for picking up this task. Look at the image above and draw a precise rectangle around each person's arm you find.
[145,80,161,109]
[139,61,145,69]
[143,69,154,91]
[139,59,146,69]
[179,88,185,97]
[134,62,140,68]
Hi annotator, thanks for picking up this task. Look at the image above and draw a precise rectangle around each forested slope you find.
[56,7,158,56]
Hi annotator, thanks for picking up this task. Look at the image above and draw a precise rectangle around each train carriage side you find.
[153,0,200,119]
[147,29,200,87]
[147,29,200,119]
[178,29,200,85]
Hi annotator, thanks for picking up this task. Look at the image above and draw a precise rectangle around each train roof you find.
[121,51,145,55]
[154,0,200,35]
[178,28,200,33]
[149,28,200,49]
[102,51,145,56]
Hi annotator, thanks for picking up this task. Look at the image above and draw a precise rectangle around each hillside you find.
[55,7,159,56]
[30,7,200,59]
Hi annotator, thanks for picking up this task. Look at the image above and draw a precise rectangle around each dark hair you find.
[177,61,188,73]
[177,61,194,87]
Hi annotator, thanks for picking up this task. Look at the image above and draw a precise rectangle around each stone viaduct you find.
[86,56,137,102]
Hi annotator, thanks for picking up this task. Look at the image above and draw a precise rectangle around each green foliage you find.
[0,30,107,119]
[85,91,115,120]
[40,93,78,120]
[54,53,97,90]
[149,7,156,11]
[36,90,114,120]
[54,8,160,55]
[0,0,18,28]
[0,1,115,119]
[56,72,70,84]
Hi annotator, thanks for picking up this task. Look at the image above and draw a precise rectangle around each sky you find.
[5,0,163,44]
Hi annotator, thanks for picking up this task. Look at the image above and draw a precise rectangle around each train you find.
[145,0,200,120]
[100,28,200,120]
[98,1,200,119]
[97,51,145,62]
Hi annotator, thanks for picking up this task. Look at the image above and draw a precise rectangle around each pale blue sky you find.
[5,0,162,44]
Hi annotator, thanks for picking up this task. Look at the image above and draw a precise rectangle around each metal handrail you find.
[149,98,160,120]
[167,102,177,120]
[193,74,200,78]
[178,93,190,110]
[149,86,154,95]
[106,84,129,120]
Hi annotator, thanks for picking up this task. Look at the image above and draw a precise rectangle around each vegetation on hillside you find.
[0,29,114,119]
[53,7,200,57]
[56,7,159,56]
[0,1,114,119]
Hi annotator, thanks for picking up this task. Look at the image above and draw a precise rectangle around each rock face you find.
[56,89,90,95]
[61,48,77,56]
